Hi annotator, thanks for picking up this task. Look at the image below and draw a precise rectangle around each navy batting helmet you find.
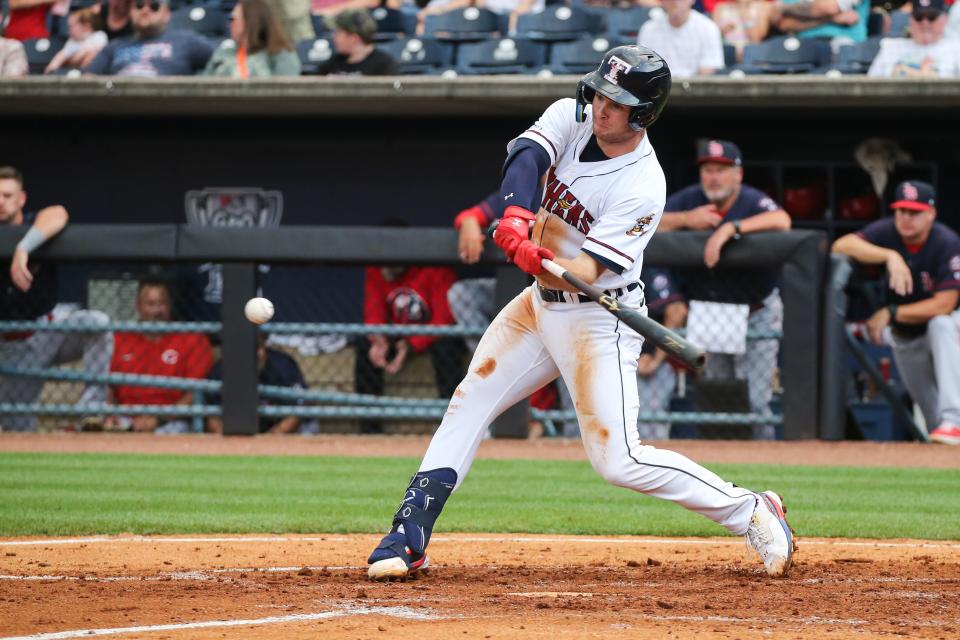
[575,45,672,131]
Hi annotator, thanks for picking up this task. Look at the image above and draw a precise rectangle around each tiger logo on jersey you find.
[626,214,655,237]
[542,167,595,234]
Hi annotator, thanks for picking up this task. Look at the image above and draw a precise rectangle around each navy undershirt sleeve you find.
[498,140,552,217]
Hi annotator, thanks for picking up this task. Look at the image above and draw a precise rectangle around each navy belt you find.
[537,282,640,304]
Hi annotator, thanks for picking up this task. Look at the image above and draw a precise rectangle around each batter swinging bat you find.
[487,220,706,370]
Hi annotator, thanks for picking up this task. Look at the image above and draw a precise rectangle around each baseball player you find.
[832,180,960,445]
[367,46,794,581]
[0,166,111,431]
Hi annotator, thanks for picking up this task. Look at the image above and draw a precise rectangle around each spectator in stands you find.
[3,0,57,42]
[769,0,868,48]
[93,0,134,41]
[263,0,315,44]
[355,218,466,433]
[868,0,960,78]
[313,0,401,18]
[0,166,111,432]
[206,333,308,434]
[45,7,109,74]
[0,7,29,77]
[107,277,214,433]
[638,0,726,77]
[317,8,399,75]
[203,0,301,77]
[636,267,688,441]
[84,0,215,76]
[661,140,791,439]
[832,180,960,445]
[712,0,775,60]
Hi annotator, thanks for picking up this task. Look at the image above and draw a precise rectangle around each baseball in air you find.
[244,297,274,325]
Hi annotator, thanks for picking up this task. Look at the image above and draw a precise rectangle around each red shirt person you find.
[109,278,213,432]
[356,263,466,433]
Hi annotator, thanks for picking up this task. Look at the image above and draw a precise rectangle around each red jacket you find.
[110,332,214,405]
[363,266,458,354]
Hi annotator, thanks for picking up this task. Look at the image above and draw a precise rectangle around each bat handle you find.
[540,258,566,280]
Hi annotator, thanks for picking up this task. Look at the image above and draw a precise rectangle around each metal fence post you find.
[820,255,853,440]
[489,265,531,439]
[220,263,259,436]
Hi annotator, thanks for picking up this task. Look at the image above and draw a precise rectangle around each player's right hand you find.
[495,206,535,260]
[457,216,485,264]
[685,205,723,230]
[368,336,390,369]
[10,248,33,292]
[885,251,913,296]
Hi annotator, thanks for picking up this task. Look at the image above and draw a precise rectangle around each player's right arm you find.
[10,204,69,292]
[832,227,913,296]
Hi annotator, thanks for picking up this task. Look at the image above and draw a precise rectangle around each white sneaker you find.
[745,491,794,577]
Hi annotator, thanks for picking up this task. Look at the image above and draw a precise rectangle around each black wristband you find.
[887,304,898,322]
[731,220,742,240]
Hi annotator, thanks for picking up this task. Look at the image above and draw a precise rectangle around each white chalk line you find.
[0,565,362,582]
[2,534,959,550]
[633,614,959,628]
[0,605,443,640]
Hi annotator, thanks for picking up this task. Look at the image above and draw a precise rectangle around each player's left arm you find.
[894,289,960,325]
[10,204,69,292]
[704,196,789,268]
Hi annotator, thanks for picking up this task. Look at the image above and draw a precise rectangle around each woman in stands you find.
[203,0,301,77]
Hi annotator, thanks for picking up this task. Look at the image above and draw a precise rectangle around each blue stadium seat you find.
[424,7,502,42]
[723,43,736,67]
[22,37,65,75]
[888,10,910,37]
[740,36,831,74]
[455,37,547,74]
[169,5,229,38]
[832,37,881,75]
[548,35,613,74]
[604,6,652,43]
[370,7,416,41]
[296,37,334,75]
[515,5,605,42]
[379,37,454,74]
[310,13,329,37]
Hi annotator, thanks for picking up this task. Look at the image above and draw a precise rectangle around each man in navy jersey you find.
[0,166,111,431]
[833,180,960,445]
[661,140,791,439]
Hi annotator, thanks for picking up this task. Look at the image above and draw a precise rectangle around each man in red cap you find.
[833,180,960,445]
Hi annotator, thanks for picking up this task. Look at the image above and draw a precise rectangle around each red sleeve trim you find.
[584,236,635,263]
[935,280,960,291]
[524,129,558,160]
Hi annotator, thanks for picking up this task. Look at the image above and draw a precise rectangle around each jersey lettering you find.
[541,167,595,234]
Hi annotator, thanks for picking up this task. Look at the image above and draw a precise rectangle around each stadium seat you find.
[831,37,881,75]
[22,37,65,75]
[456,37,547,74]
[515,5,605,43]
[310,13,329,37]
[169,5,229,38]
[296,37,334,75]
[723,43,736,67]
[888,10,910,37]
[605,6,653,43]
[740,36,831,74]
[379,37,454,74]
[548,35,612,74]
[369,7,416,41]
[424,7,502,42]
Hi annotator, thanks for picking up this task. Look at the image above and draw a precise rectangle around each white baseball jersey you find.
[509,98,666,292]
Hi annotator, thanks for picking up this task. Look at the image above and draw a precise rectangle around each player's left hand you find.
[513,241,554,276]
[457,216,486,264]
[10,248,33,292]
[703,223,735,268]
[494,206,535,260]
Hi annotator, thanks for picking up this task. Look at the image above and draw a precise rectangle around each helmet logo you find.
[603,55,631,85]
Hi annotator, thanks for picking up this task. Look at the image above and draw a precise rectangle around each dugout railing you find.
[0,225,826,439]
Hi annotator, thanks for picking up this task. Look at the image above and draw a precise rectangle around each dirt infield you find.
[1,533,959,639]
[1,434,958,639]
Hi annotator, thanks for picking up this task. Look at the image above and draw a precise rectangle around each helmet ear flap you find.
[575,81,597,123]
[629,101,656,131]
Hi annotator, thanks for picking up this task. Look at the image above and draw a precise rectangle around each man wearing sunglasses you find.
[85,0,214,76]
[868,0,960,78]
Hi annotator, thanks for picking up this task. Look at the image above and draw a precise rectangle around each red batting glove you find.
[513,240,554,276]
[494,205,535,260]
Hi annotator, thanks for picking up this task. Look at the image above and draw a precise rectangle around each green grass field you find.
[1,452,958,539]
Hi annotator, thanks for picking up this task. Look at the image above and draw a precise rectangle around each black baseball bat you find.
[487,220,706,370]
